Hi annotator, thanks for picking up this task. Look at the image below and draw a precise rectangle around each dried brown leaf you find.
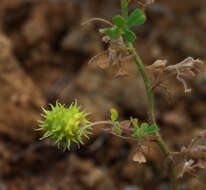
[148,57,204,93]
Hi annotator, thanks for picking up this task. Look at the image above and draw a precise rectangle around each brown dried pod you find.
[133,151,147,163]
[115,68,129,78]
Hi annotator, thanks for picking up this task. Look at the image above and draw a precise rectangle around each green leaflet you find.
[144,124,158,135]
[99,26,123,41]
[100,7,146,43]
[124,29,136,42]
[132,120,158,140]
[113,15,126,29]
[114,122,122,135]
[110,108,119,121]
[127,8,146,28]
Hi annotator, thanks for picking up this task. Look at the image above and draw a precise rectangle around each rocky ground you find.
[0,0,206,190]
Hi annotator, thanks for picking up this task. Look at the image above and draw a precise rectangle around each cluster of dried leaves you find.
[131,130,206,181]
[89,34,204,95]
[147,57,204,93]
[89,36,134,78]
[172,131,206,178]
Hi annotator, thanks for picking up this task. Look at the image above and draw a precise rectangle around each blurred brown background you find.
[0,0,206,189]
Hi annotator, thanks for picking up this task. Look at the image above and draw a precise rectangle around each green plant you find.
[37,1,205,190]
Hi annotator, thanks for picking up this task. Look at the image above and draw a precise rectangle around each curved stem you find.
[81,18,113,26]
[120,1,179,189]
[88,121,113,128]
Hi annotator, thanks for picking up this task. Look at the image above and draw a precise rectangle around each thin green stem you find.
[127,40,179,190]
[127,43,156,124]
[121,0,129,21]
[120,0,179,189]
[128,42,179,190]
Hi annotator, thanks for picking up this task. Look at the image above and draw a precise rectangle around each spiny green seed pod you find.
[37,101,92,150]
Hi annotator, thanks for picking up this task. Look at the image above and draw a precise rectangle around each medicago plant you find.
[37,0,205,189]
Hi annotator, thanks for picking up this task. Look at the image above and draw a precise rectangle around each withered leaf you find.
[148,57,204,94]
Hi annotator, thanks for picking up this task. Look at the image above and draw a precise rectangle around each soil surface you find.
[0,0,206,190]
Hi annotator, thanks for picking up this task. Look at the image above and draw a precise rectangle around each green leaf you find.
[145,124,158,134]
[113,122,122,135]
[124,29,136,42]
[99,27,122,41]
[132,122,158,140]
[132,128,141,140]
[110,108,118,121]
[139,123,148,136]
[127,8,146,28]
[113,15,126,29]
[140,123,149,129]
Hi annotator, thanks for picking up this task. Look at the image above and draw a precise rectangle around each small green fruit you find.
[37,101,92,150]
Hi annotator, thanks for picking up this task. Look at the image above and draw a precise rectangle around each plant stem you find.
[88,121,113,127]
[121,0,129,21]
[127,41,179,190]
[128,43,179,190]
[120,1,179,189]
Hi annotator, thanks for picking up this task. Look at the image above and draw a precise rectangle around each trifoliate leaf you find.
[113,15,126,29]
[110,108,118,121]
[113,121,122,135]
[99,26,122,41]
[127,8,146,28]
[124,29,136,42]
[132,122,157,140]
